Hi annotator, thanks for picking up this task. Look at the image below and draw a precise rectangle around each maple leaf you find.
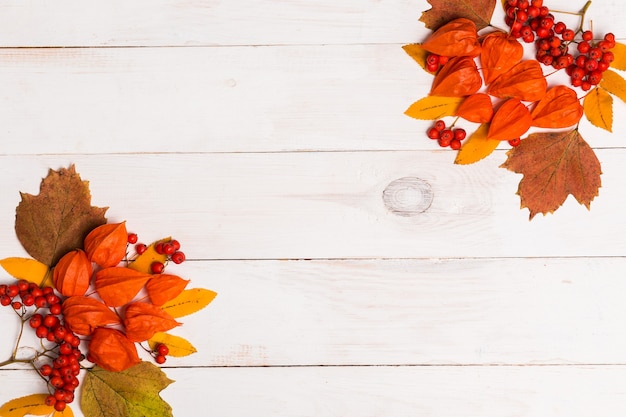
[81,362,173,417]
[501,130,602,219]
[420,0,497,31]
[15,165,107,267]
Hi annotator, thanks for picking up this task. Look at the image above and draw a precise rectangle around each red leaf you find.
[487,98,531,140]
[62,296,121,336]
[430,56,482,97]
[123,302,181,342]
[95,267,153,307]
[420,0,497,31]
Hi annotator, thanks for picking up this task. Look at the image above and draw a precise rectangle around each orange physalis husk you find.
[455,93,494,123]
[145,274,190,306]
[430,56,482,97]
[53,249,92,296]
[531,85,583,128]
[487,98,532,141]
[480,32,524,85]
[84,222,128,268]
[62,295,121,336]
[123,302,181,342]
[95,267,153,307]
[487,60,547,102]
[421,18,481,57]
[88,328,141,372]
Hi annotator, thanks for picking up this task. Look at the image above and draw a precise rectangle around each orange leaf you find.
[610,42,626,71]
[430,56,482,97]
[145,274,189,306]
[480,32,524,85]
[123,302,181,342]
[501,129,602,219]
[420,0,496,31]
[53,249,92,297]
[455,93,494,123]
[531,85,583,128]
[88,328,141,372]
[583,86,613,132]
[62,296,121,336]
[95,267,152,307]
[84,222,128,268]
[454,123,500,165]
[421,18,481,57]
[487,98,531,140]
[402,44,429,72]
[487,60,547,102]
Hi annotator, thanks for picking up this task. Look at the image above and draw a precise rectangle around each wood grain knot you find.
[383,177,433,216]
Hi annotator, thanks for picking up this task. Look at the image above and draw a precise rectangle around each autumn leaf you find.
[487,98,531,141]
[600,69,626,103]
[501,130,601,219]
[584,87,613,132]
[95,267,153,307]
[610,42,626,70]
[402,44,430,71]
[0,394,56,417]
[62,296,121,336]
[420,0,497,31]
[405,96,464,120]
[82,362,173,417]
[530,86,583,128]
[160,288,217,318]
[149,332,197,357]
[15,165,107,267]
[455,93,493,123]
[0,257,51,287]
[421,18,481,57]
[487,60,547,102]
[455,124,500,164]
[480,32,524,85]
[128,238,170,274]
[430,56,482,97]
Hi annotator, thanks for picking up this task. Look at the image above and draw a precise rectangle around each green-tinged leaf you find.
[420,0,497,31]
[15,165,108,267]
[610,42,626,71]
[583,87,613,132]
[402,44,429,71]
[161,288,217,318]
[405,96,464,120]
[600,69,626,103]
[0,394,55,417]
[0,257,51,287]
[128,238,170,274]
[149,332,198,357]
[81,362,174,417]
[454,124,500,165]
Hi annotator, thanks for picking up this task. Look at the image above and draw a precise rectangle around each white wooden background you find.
[0,0,625,416]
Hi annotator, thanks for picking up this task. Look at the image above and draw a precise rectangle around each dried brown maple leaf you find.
[15,165,108,266]
[420,0,497,31]
[501,130,601,220]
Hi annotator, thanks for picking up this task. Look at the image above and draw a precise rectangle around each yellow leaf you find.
[149,332,198,357]
[161,288,217,318]
[610,42,626,71]
[600,69,626,103]
[402,44,429,71]
[454,124,500,165]
[405,96,464,120]
[0,394,54,417]
[128,238,170,274]
[0,257,51,287]
[583,87,613,132]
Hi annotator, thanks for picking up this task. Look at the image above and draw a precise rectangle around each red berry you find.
[438,136,452,148]
[29,314,43,328]
[577,41,590,54]
[553,21,566,34]
[36,325,48,338]
[507,0,518,6]
[554,56,569,69]
[540,54,553,66]
[43,314,58,328]
[163,243,176,256]
[59,342,73,355]
[604,32,616,43]
[17,280,29,292]
[535,27,550,39]
[516,10,528,22]
[50,376,65,388]
[571,77,583,87]
[518,0,529,8]
[598,41,611,53]
[438,56,449,66]
[522,33,535,43]
[426,62,439,73]
[171,251,186,265]
[127,233,138,244]
[531,0,543,7]
[582,30,593,41]
[589,48,602,60]
[571,67,586,80]
[427,127,440,140]
[597,61,609,72]
[22,294,35,306]
[426,54,439,66]
[585,58,598,72]
[34,296,47,308]
[434,120,445,131]
[157,344,170,356]
[588,70,602,85]
[155,354,166,364]
[562,29,575,42]
[45,395,56,407]
[581,81,592,91]
[7,285,18,298]
[151,262,165,274]
[508,137,521,147]
[49,303,62,315]
[449,139,462,150]
[0,295,11,306]
[40,364,53,376]
[54,400,67,412]
[46,294,60,305]
[527,5,540,18]
[539,17,553,29]
[521,26,533,38]
[602,51,615,64]
[12,301,22,310]
[170,239,181,251]
[155,242,165,254]
[135,243,147,255]
[453,129,466,141]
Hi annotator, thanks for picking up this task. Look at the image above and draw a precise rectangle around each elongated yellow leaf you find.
[405,96,464,120]
[454,124,500,165]
[600,70,626,103]
[402,44,429,71]
[610,42,626,71]
[161,288,217,318]
[0,394,54,417]
[584,87,613,132]
[0,257,51,287]
[149,332,198,357]
[128,238,170,274]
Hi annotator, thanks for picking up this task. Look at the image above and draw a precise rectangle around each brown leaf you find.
[501,130,602,219]
[420,0,497,31]
[123,302,181,342]
[430,56,482,97]
[487,98,531,141]
[480,32,524,85]
[87,328,141,372]
[15,165,107,266]
[62,296,121,336]
[95,267,153,307]
[455,93,493,123]
[421,18,481,57]
[487,60,547,102]
[531,85,583,128]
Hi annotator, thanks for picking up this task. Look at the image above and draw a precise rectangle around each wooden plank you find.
[0,46,622,154]
[0,152,623,259]
[1,365,626,416]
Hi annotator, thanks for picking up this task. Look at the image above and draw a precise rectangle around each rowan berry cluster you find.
[425,53,449,73]
[0,280,83,412]
[130,233,186,274]
[505,0,616,90]
[152,343,170,364]
[426,120,467,149]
